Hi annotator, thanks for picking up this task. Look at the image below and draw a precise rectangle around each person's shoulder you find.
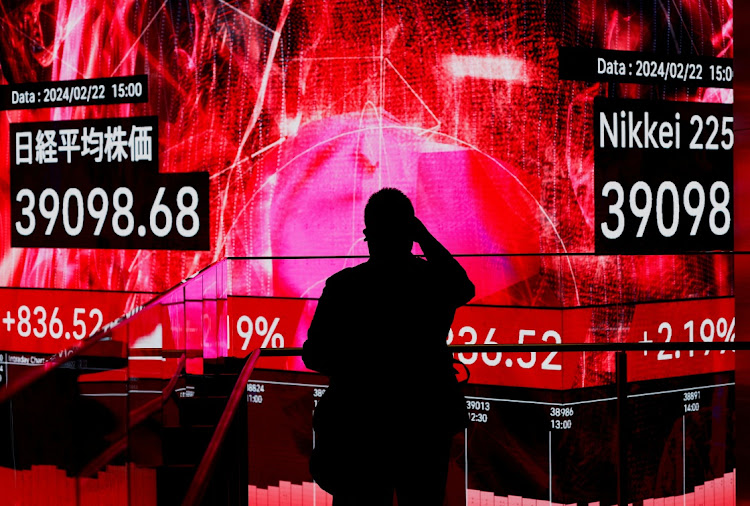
[325,263,368,288]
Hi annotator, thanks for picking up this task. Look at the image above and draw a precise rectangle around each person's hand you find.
[412,217,429,244]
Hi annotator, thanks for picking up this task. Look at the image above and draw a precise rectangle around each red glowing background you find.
[0,3,737,504]
[0,0,734,382]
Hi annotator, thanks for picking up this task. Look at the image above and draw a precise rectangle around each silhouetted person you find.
[303,188,475,506]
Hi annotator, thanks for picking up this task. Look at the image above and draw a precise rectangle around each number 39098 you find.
[601,180,730,240]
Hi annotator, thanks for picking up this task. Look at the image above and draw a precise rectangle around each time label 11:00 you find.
[2,305,103,340]
[14,185,200,240]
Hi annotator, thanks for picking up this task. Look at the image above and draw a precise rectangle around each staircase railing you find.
[181,348,262,506]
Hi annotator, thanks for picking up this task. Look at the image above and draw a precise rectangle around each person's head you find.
[363,188,415,259]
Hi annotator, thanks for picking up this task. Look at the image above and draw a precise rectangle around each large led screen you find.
[0,0,735,348]
[0,0,735,505]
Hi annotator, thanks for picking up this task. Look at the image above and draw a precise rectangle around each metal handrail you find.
[181,348,263,506]
[227,252,741,259]
[2,342,742,404]
[259,341,750,356]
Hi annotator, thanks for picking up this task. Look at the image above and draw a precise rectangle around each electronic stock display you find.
[0,0,735,505]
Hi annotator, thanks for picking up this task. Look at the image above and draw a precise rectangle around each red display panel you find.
[229,294,735,388]
[0,287,149,354]
[0,0,734,307]
[0,0,736,504]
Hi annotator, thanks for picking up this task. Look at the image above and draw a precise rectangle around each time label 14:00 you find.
[14,185,200,241]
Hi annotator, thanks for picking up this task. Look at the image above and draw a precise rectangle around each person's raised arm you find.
[413,217,475,306]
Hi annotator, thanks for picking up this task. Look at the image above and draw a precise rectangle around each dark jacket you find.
[303,254,474,435]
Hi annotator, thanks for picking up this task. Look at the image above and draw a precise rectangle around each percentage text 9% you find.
[236,316,285,351]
